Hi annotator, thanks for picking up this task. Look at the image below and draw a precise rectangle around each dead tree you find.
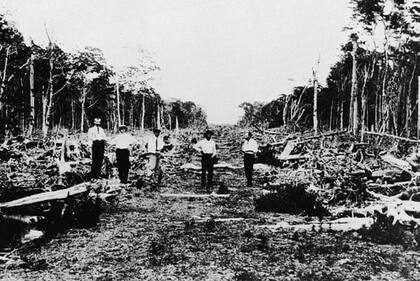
[27,52,35,136]
[42,42,54,137]
[0,46,10,121]
[116,77,121,127]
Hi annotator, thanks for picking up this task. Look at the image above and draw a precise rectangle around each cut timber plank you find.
[0,182,92,209]
[160,193,230,199]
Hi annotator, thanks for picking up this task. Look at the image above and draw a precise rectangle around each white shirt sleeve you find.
[193,141,202,152]
[128,134,137,145]
[109,135,117,146]
[251,139,259,153]
[212,141,217,155]
[88,127,94,142]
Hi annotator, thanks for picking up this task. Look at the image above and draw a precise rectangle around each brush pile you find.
[253,127,420,248]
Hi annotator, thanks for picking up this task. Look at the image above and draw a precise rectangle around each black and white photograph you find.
[0,0,420,280]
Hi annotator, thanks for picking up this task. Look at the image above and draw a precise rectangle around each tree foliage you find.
[0,14,206,136]
[240,0,420,137]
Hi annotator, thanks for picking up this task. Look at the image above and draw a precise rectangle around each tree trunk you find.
[0,46,10,115]
[329,97,334,131]
[116,79,121,126]
[27,54,35,137]
[406,59,417,137]
[71,93,75,130]
[157,102,161,130]
[417,76,420,138]
[130,103,134,129]
[175,115,179,132]
[43,48,54,137]
[349,38,358,134]
[283,97,289,125]
[42,89,47,136]
[81,86,86,132]
[141,92,145,130]
[360,65,370,141]
[313,79,318,134]
[340,89,344,130]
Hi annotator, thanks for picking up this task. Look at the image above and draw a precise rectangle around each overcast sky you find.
[0,0,352,124]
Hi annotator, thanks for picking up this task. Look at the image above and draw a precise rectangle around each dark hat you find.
[204,129,214,136]
[153,128,161,133]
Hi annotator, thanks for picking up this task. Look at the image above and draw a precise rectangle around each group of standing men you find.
[193,130,259,193]
[87,117,164,184]
[88,117,260,189]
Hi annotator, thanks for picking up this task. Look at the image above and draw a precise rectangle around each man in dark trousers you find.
[193,130,217,193]
[146,128,165,182]
[88,117,106,180]
[242,131,259,187]
[110,125,136,184]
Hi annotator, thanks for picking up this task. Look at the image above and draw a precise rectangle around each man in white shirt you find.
[110,125,137,184]
[146,128,165,180]
[193,130,217,192]
[242,132,259,187]
[87,117,107,179]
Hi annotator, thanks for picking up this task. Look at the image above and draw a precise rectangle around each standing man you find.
[194,130,217,193]
[146,128,165,181]
[110,125,137,184]
[88,117,107,180]
[242,131,258,187]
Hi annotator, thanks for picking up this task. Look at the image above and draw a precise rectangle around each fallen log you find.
[257,217,375,232]
[278,141,295,160]
[380,154,413,175]
[300,130,347,141]
[365,131,420,143]
[0,182,92,209]
[190,216,245,223]
[180,162,242,171]
[368,181,412,189]
[276,141,309,161]
[366,190,420,225]
[252,124,284,135]
[160,193,230,199]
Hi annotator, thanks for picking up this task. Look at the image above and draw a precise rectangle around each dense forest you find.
[240,0,420,138]
[0,14,207,137]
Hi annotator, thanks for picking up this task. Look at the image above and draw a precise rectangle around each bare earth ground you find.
[1,133,420,281]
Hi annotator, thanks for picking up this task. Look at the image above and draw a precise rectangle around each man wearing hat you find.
[242,131,259,187]
[110,125,137,184]
[193,129,217,193]
[146,128,165,181]
[88,117,107,180]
